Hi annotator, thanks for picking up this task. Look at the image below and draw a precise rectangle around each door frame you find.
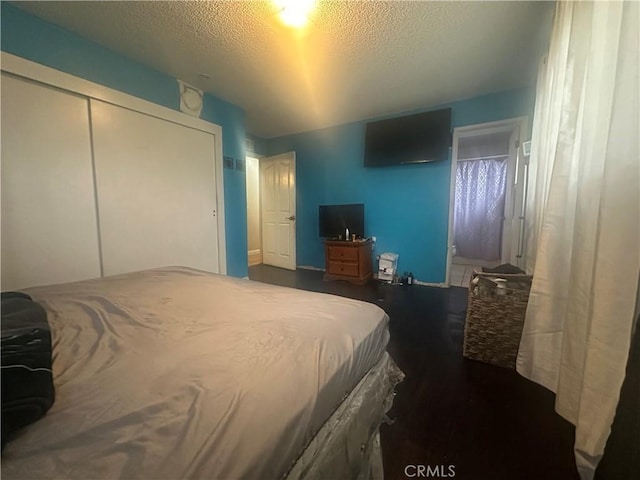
[245,153,264,267]
[445,116,528,286]
[1,52,227,274]
[259,152,297,270]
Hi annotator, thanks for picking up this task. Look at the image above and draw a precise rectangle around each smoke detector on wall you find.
[178,80,203,117]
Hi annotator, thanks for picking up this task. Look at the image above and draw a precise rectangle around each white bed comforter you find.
[2,267,389,480]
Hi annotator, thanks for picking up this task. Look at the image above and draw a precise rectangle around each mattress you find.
[1,266,390,479]
[285,352,403,480]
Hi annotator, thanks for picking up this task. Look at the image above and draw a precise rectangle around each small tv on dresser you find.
[319,204,365,239]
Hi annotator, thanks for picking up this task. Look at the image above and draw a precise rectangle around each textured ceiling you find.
[14,1,554,138]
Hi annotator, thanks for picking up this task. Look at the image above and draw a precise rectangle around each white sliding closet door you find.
[90,100,219,276]
[1,74,101,290]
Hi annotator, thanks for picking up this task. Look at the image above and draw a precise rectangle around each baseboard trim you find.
[414,280,449,288]
[248,249,262,267]
[297,265,326,272]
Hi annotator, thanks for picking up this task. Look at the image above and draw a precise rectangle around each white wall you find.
[246,156,261,252]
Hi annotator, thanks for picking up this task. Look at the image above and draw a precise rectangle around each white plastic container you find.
[378,253,399,282]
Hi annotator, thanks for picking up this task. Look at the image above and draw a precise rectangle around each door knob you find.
[286,215,296,221]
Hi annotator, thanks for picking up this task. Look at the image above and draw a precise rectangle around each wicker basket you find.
[463,270,532,369]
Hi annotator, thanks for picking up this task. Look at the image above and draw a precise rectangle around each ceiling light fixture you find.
[274,0,317,28]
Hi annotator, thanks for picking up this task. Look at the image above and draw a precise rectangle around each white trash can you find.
[378,253,399,282]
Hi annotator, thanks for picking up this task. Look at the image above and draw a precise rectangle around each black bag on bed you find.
[1,292,55,449]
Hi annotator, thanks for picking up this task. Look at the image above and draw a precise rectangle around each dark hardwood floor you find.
[249,264,579,480]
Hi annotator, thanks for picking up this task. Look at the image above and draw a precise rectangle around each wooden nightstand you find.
[323,239,373,285]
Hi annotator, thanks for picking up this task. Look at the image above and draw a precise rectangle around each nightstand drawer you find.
[327,246,358,262]
[323,239,372,285]
[327,261,359,277]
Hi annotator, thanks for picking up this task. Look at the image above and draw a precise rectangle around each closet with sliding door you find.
[1,55,226,291]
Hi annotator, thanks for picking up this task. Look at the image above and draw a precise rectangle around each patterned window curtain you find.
[453,157,507,261]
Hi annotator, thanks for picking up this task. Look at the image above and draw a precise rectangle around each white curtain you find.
[517,1,639,479]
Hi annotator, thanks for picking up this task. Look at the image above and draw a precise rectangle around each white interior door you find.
[1,74,102,290]
[90,99,219,276]
[502,128,524,267]
[260,152,296,270]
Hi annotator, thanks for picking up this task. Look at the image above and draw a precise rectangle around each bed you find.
[1,266,402,479]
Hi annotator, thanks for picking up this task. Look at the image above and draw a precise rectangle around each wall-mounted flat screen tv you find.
[364,108,452,167]
[319,204,365,239]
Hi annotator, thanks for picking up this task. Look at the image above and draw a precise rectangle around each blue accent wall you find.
[267,88,535,282]
[1,3,248,277]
